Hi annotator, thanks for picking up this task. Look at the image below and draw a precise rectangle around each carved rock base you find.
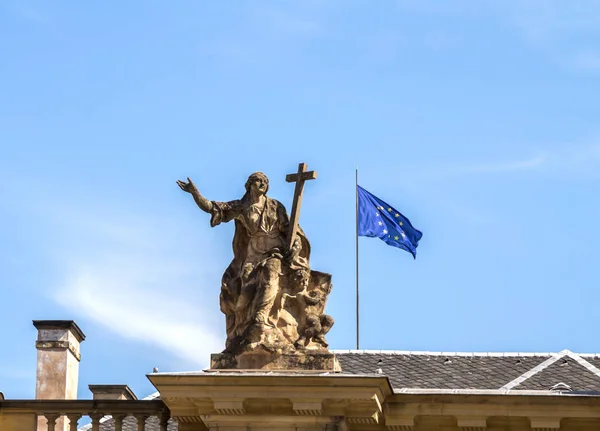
[210,351,341,371]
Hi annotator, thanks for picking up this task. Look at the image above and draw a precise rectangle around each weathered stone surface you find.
[89,384,137,400]
[210,352,341,371]
[177,165,334,361]
[0,412,36,431]
[33,320,85,431]
[148,373,391,430]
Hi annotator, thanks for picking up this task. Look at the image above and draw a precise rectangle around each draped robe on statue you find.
[209,196,332,354]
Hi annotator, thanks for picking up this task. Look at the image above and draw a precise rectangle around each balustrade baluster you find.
[7,401,167,431]
[67,414,81,431]
[136,414,148,431]
[159,412,170,431]
[44,414,59,431]
[90,413,103,431]
[113,414,126,431]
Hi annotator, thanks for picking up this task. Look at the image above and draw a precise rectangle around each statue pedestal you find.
[148,372,391,430]
[210,351,341,371]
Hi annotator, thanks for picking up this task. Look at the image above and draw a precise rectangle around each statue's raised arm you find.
[176,177,213,213]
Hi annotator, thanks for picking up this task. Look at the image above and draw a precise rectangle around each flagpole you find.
[355,167,360,350]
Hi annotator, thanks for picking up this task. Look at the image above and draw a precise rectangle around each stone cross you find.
[285,162,317,250]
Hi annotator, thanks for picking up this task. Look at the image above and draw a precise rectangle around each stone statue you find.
[177,168,334,358]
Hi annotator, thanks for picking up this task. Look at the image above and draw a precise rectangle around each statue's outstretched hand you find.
[176,177,198,194]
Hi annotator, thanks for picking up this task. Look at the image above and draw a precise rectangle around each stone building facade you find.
[3,320,600,431]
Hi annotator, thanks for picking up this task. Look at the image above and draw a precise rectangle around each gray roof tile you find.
[337,353,550,389]
[83,350,600,431]
[513,358,600,391]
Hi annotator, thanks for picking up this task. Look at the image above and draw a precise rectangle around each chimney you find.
[89,385,137,400]
[33,320,85,400]
[33,320,85,431]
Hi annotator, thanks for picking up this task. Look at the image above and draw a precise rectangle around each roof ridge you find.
[393,388,600,396]
[500,349,571,390]
[332,349,561,357]
[565,351,600,380]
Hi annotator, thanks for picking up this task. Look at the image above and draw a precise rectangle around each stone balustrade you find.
[0,399,170,431]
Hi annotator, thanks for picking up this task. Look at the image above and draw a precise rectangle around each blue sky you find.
[2,0,600,400]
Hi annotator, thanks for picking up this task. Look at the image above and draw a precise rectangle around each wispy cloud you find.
[255,2,325,39]
[5,185,227,366]
[571,49,600,72]
[201,1,330,64]
[54,210,224,364]
[468,155,547,174]
[488,0,600,41]
[54,251,223,365]
[409,141,600,181]
[409,154,546,181]
[398,0,600,73]
[490,1,600,72]
[2,0,57,30]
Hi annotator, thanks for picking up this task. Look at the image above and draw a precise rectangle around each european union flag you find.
[357,185,423,258]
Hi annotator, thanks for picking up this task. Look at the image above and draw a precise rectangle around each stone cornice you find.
[147,372,600,430]
[32,320,86,342]
[149,373,392,428]
[35,341,81,362]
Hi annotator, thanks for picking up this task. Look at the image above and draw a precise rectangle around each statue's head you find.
[245,171,269,195]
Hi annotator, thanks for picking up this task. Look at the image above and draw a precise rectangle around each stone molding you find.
[457,415,487,430]
[35,341,81,362]
[149,373,600,430]
[530,417,561,430]
[34,320,85,364]
[88,384,137,400]
[385,414,414,431]
[212,399,245,415]
[32,320,86,342]
[292,399,323,416]
[149,374,391,429]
